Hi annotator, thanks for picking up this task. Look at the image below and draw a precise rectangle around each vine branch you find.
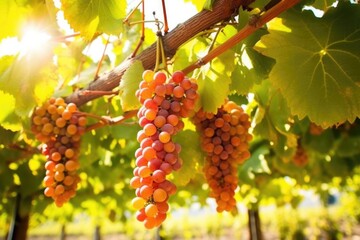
[65,0,300,107]
[65,0,248,106]
[181,0,301,75]
[84,110,138,132]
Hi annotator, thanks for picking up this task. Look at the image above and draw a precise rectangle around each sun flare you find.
[20,27,51,55]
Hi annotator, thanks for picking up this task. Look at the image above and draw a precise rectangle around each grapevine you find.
[193,100,252,212]
[31,97,86,207]
[130,70,199,229]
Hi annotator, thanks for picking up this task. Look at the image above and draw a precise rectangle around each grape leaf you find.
[0,127,16,144]
[197,50,234,113]
[253,80,297,153]
[61,0,126,40]
[172,130,204,186]
[238,144,271,184]
[0,52,58,118]
[203,0,216,10]
[231,32,275,95]
[0,0,29,40]
[335,135,360,157]
[17,161,43,198]
[303,129,335,154]
[118,60,144,111]
[0,90,22,131]
[254,3,360,128]
[230,10,275,95]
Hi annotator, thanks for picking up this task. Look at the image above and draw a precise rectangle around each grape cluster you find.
[31,97,86,207]
[293,141,308,167]
[130,70,198,229]
[193,100,252,212]
[309,122,324,136]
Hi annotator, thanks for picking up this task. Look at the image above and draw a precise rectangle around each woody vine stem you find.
[65,0,301,106]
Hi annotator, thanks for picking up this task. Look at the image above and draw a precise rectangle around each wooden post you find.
[93,225,101,240]
[60,224,66,240]
[248,209,263,240]
[7,194,30,240]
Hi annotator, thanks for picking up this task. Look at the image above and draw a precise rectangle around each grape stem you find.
[94,35,111,80]
[181,0,301,75]
[153,31,167,72]
[161,0,169,34]
[123,0,143,25]
[50,33,80,42]
[83,110,138,132]
[78,90,119,96]
[207,21,227,53]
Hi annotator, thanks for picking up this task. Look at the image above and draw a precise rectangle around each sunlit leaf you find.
[0,40,57,117]
[61,0,126,39]
[238,143,271,184]
[0,91,19,131]
[0,0,29,40]
[118,60,144,111]
[197,50,234,113]
[231,12,275,94]
[255,3,360,128]
[172,130,204,186]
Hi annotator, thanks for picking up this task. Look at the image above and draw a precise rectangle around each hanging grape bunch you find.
[130,70,199,229]
[31,97,86,207]
[293,140,308,167]
[193,100,252,212]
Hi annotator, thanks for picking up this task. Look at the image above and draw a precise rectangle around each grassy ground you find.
[1,199,359,240]
[23,205,360,240]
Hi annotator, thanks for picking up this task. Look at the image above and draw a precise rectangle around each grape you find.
[132,70,199,228]
[31,97,86,207]
[192,100,252,212]
[153,188,167,202]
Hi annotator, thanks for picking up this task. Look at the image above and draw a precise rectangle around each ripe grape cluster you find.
[309,122,324,136]
[193,100,252,212]
[31,97,86,207]
[130,70,198,229]
[293,141,308,167]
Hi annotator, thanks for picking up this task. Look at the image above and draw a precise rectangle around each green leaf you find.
[17,162,43,198]
[197,50,234,113]
[0,47,57,117]
[335,135,360,157]
[303,129,335,154]
[119,60,144,111]
[254,3,360,128]
[253,81,294,144]
[0,127,16,144]
[203,0,216,10]
[61,0,126,39]
[238,144,271,184]
[172,130,204,186]
[0,0,29,40]
[231,25,275,94]
[0,91,21,131]
[323,155,351,177]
